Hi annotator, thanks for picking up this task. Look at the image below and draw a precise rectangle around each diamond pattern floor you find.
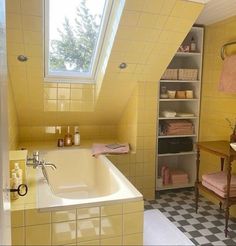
[145,188,236,245]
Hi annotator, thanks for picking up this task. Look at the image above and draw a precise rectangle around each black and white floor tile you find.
[145,188,236,245]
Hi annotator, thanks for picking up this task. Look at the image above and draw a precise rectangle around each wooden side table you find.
[195,140,236,237]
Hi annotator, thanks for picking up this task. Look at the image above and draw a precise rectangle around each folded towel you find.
[91,143,130,157]
[202,180,236,198]
[219,54,236,92]
[202,171,236,192]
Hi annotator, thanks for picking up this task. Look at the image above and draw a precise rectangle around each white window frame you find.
[44,0,113,83]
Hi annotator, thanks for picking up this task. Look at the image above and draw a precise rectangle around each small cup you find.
[167,90,176,99]
[186,90,193,99]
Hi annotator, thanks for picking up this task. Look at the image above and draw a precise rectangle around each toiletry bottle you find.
[64,126,73,146]
[14,162,23,184]
[190,37,197,52]
[11,172,19,200]
[74,126,80,146]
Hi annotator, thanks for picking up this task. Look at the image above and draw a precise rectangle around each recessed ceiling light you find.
[17,55,28,62]
[119,62,127,69]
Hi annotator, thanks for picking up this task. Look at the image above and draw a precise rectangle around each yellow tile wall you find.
[118,87,138,150]
[6,0,203,144]
[200,16,236,216]
[11,200,144,245]
[8,79,19,150]
[18,125,118,142]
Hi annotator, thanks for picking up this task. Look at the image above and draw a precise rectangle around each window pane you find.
[48,0,106,76]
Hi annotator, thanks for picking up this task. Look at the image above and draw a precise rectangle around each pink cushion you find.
[202,180,236,198]
[202,171,236,192]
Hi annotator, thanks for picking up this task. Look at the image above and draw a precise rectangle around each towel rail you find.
[221,41,236,60]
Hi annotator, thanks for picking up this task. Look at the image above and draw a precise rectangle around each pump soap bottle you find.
[64,126,73,146]
[11,172,19,200]
[13,162,23,184]
[74,126,80,146]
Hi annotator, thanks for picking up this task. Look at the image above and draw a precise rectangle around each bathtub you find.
[36,148,142,210]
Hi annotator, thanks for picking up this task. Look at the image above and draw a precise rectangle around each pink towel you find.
[202,171,236,192]
[91,143,130,157]
[219,55,236,92]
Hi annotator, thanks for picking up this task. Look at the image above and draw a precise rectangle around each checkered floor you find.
[145,188,236,245]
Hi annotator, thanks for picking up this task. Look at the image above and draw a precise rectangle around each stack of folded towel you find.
[161,120,194,135]
[161,167,189,185]
[170,170,189,185]
[202,171,236,198]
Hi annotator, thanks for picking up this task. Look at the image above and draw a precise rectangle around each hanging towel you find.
[219,54,236,92]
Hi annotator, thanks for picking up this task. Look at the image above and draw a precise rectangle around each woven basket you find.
[161,69,178,80]
[178,69,198,80]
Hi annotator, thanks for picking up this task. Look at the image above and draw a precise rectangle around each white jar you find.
[74,126,80,146]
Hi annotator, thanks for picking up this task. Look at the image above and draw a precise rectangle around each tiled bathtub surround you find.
[11,200,144,246]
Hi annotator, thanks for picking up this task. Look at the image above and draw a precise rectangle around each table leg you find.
[219,158,225,212]
[224,157,232,237]
[195,148,200,213]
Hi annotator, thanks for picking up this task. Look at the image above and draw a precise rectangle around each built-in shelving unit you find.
[156,26,204,191]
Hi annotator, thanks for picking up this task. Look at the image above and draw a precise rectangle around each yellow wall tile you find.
[120,10,140,27]
[25,209,51,226]
[12,227,25,246]
[101,204,122,216]
[21,0,43,16]
[123,200,144,214]
[77,218,100,242]
[52,221,76,245]
[123,212,143,234]
[123,233,143,245]
[52,209,76,223]
[25,224,51,245]
[11,209,24,228]
[8,80,19,150]
[101,215,122,238]
[101,236,122,245]
[77,207,100,220]
[77,239,100,245]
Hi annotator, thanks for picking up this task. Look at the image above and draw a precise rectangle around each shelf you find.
[156,182,194,191]
[158,134,196,138]
[175,52,201,57]
[156,26,203,197]
[159,99,199,102]
[158,116,197,120]
[160,80,200,83]
[158,151,197,157]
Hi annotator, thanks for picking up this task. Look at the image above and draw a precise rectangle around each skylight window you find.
[44,0,112,83]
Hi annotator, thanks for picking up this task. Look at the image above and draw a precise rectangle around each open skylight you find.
[44,0,113,83]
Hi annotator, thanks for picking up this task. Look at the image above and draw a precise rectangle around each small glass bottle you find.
[190,37,197,52]
[64,126,73,146]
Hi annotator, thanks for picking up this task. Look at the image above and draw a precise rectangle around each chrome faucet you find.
[27,151,57,170]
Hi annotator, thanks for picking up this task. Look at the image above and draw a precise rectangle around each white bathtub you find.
[36,148,142,210]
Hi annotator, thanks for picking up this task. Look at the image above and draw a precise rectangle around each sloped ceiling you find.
[196,0,236,25]
[6,0,204,127]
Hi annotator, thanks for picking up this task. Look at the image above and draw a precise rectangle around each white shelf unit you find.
[156,26,204,191]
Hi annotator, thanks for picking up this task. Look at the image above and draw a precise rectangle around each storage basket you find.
[161,69,178,80]
[178,69,198,80]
